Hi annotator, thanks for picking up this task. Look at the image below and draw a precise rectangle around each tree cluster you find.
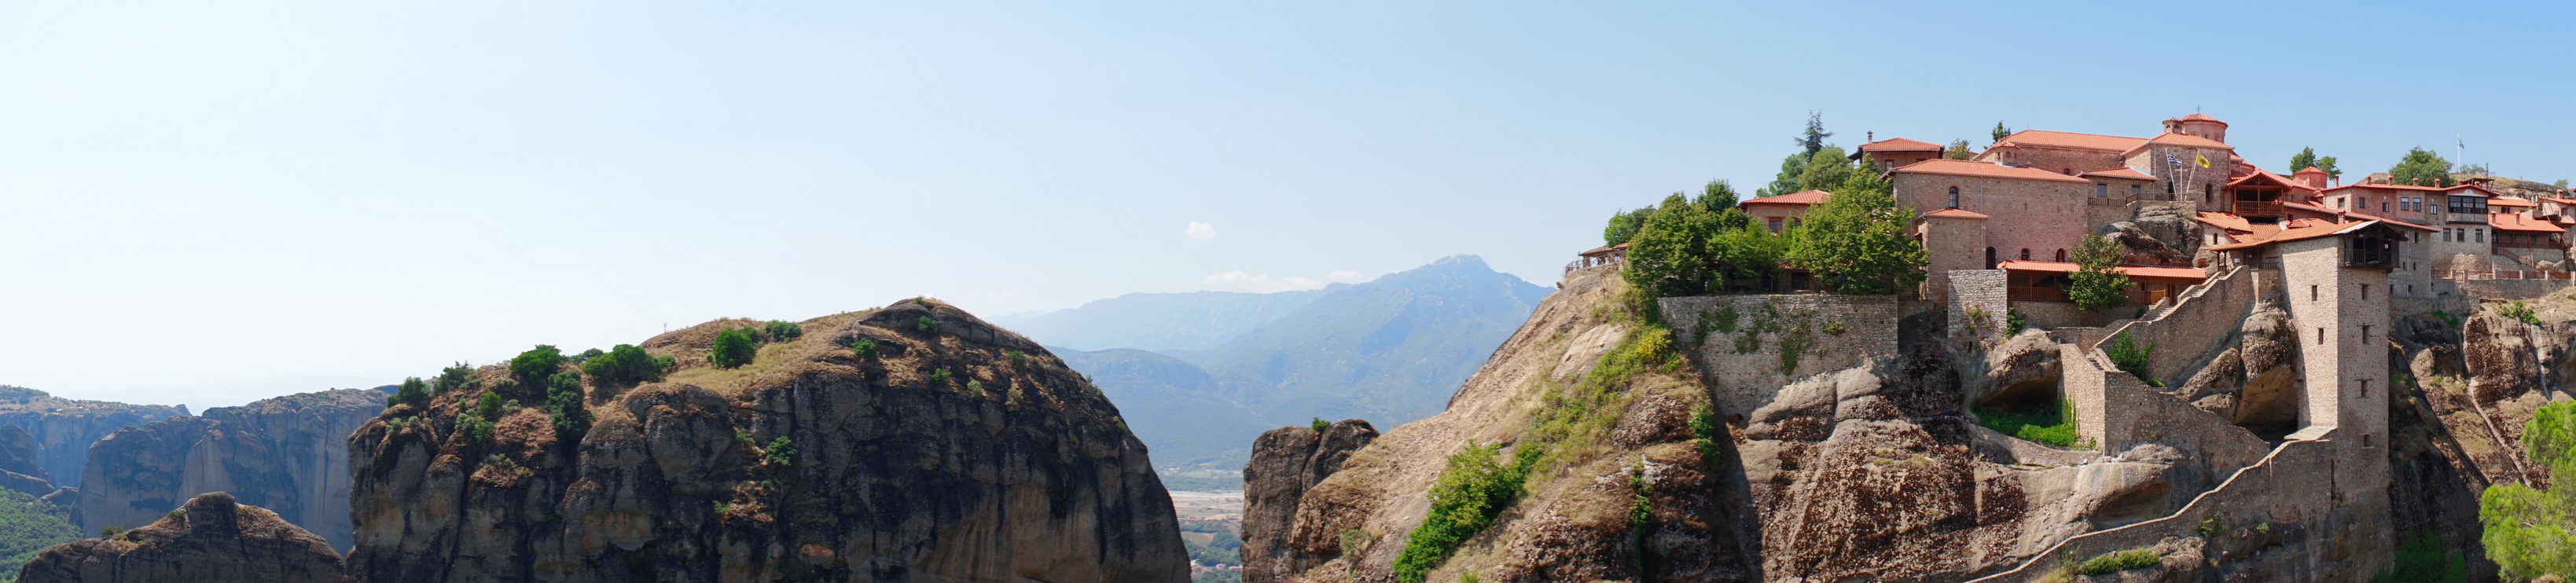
[2482,401,2576,579]
[2390,147,2456,187]
[1608,114,1927,298]
[2287,147,2343,178]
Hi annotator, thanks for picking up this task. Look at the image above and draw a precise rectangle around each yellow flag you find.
[2193,153,2211,168]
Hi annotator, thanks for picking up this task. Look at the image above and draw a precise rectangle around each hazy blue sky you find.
[4,1,2570,410]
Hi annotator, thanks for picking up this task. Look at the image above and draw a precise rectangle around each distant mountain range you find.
[1012,255,1551,471]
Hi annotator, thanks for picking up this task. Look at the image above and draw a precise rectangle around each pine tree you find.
[1795,112,1832,158]
[1943,139,1974,160]
[1990,122,2012,144]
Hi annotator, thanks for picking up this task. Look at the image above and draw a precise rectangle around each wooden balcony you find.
[2007,286,2069,302]
[2231,200,2283,216]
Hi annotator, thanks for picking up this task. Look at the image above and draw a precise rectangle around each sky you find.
[3,1,2571,411]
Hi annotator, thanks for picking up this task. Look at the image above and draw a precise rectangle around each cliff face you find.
[346,299,1188,582]
[17,492,344,583]
[0,424,58,497]
[1241,420,1376,581]
[0,390,188,489]
[72,388,383,550]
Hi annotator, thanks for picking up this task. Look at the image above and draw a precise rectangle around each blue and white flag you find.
[2166,155,2185,168]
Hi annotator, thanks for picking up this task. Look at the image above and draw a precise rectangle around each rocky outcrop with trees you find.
[345,299,1188,582]
[17,491,344,583]
[1241,419,1376,581]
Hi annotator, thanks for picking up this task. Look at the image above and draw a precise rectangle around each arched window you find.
[2019,248,2032,260]
[1946,186,1960,209]
[1986,248,1997,270]
[2054,248,2067,262]
[2203,184,2213,203]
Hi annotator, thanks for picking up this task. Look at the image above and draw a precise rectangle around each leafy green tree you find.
[763,436,798,467]
[1795,111,1832,158]
[1756,152,1809,198]
[2482,401,2576,580]
[1602,205,1656,246]
[580,344,669,387]
[1991,122,2012,144]
[1784,161,1926,295]
[571,348,604,365]
[1694,180,1744,219]
[0,489,80,575]
[759,320,803,343]
[2066,233,2134,310]
[1620,194,1723,297]
[709,328,758,369]
[1794,146,1855,196]
[1943,139,1974,160]
[2316,156,2342,178]
[391,376,428,407]
[509,345,566,385]
[1708,223,1791,288]
[2289,147,2321,173]
[2390,147,2456,187]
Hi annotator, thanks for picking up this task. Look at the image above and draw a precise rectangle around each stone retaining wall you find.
[1970,427,2341,582]
[1661,294,1899,415]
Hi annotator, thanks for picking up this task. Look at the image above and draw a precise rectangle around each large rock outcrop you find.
[345,299,1188,582]
[1241,420,1376,581]
[17,491,345,583]
[0,388,188,488]
[0,424,58,497]
[72,388,384,549]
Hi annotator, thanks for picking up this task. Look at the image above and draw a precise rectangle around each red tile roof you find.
[2490,213,2566,233]
[2323,182,2448,193]
[2490,196,2536,207]
[2227,169,2317,192]
[1920,208,1990,219]
[1890,159,2092,183]
[2132,132,2235,151]
[2541,197,2576,205]
[1993,130,2148,152]
[1742,189,1828,206]
[1858,137,1942,152]
[2175,113,2226,124]
[2191,211,2253,232]
[2082,167,2156,181]
[1579,243,1630,255]
[1995,260,2208,280]
[2208,220,2394,251]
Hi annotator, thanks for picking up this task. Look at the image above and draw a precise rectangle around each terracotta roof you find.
[1742,189,1828,206]
[2175,113,2227,125]
[1994,260,2208,280]
[2446,184,2499,196]
[1993,130,2148,152]
[1857,137,1942,152]
[2208,220,2394,251]
[2082,167,2156,181]
[2490,196,2535,207]
[2133,131,2236,150]
[2294,166,2329,176]
[2191,211,2253,232]
[1920,208,1990,219]
[2541,197,2576,205]
[2323,182,2448,193]
[1889,159,2091,183]
[2490,213,2566,233]
[2227,169,2317,192]
[1579,243,1630,256]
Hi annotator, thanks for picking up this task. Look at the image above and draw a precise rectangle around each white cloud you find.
[1181,221,1218,240]
[1325,270,1365,283]
[1200,270,1325,293]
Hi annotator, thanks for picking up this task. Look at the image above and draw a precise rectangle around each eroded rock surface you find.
[17,492,344,583]
[346,299,1187,582]
[72,388,384,549]
[1242,420,1376,581]
[0,389,188,489]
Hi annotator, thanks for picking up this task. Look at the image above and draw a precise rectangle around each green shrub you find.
[761,320,803,342]
[1311,417,1331,431]
[1337,529,1371,559]
[391,377,429,407]
[1391,443,1540,582]
[965,380,987,398]
[709,328,758,369]
[915,316,939,334]
[432,362,476,394]
[2482,401,2576,579]
[850,339,879,360]
[571,348,604,365]
[2073,548,2161,575]
[763,436,797,468]
[2503,300,2542,326]
[1975,399,2080,448]
[1821,320,1847,336]
[580,344,670,387]
[2006,310,2027,335]
[99,526,123,537]
[2431,310,2463,329]
[1707,306,1740,334]
[2105,333,2155,385]
[544,371,590,438]
[509,345,567,385]
[930,368,954,387]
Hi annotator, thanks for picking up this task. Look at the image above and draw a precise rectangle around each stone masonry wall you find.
[1980,145,2126,177]
[1973,427,2341,582]
[1894,174,2088,270]
[1662,294,1899,416]
[1946,270,2007,343]
[2092,266,2257,387]
[1921,218,1990,305]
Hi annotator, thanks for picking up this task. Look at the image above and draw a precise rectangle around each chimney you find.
[1867,131,1875,142]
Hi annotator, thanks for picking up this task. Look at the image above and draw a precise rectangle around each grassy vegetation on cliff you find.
[1391,442,1541,582]
[1975,399,2079,448]
[2069,548,2159,575]
[0,490,81,582]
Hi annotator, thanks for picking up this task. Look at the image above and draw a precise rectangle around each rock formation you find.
[0,424,58,497]
[0,388,188,489]
[1240,420,1376,581]
[71,388,384,550]
[17,492,345,583]
[345,299,1188,582]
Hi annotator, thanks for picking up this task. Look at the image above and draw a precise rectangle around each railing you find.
[2006,286,2067,302]
[2495,239,2566,250]
[1564,253,1626,274]
[2231,200,2283,216]
[2435,270,2575,280]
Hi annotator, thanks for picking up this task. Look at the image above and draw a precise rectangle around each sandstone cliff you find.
[17,492,344,583]
[346,299,1188,582]
[0,424,58,497]
[0,389,187,489]
[72,388,383,550]
[1241,420,1376,581]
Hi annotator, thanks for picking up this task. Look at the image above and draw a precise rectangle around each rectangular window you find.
[2317,328,2326,344]
[2310,284,2318,301]
[2360,379,2371,398]
[2360,284,2369,300]
[2477,229,2486,243]
[1766,218,1783,233]
[2096,183,2108,197]
[2362,324,2372,342]
[2451,196,2488,215]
